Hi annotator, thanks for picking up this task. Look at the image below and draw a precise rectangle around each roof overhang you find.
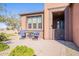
[20,11,44,16]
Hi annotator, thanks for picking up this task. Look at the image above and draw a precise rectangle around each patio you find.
[0,39,79,56]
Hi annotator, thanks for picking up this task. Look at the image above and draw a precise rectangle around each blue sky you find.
[4,3,44,18]
[0,23,7,29]
[0,3,44,28]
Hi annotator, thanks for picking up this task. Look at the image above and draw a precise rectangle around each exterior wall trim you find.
[48,6,68,10]
[48,6,66,12]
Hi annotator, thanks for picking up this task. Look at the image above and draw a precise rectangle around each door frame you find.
[48,7,66,40]
[53,11,65,40]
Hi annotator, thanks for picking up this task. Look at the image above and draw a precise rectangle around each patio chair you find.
[19,30,26,39]
[32,32,39,40]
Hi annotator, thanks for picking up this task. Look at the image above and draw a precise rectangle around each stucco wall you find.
[68,5,73,41]
[44,3,69,9]
[20,16,27,30]
[72,4,79,47]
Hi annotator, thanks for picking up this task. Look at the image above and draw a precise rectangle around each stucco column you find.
[49,10,55,40]
[44,8,50,40]
[72,4,79,47]
[20,16,26,30]
[64,6,73,41]
[64,7,70,41]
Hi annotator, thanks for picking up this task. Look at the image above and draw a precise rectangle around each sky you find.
[0,23,7,29]
[0,3,44,28]
[4,3,44,18]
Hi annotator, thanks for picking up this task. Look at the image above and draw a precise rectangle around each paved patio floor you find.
[0,39,79,56]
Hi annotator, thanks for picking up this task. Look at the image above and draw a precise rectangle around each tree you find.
[0,4,6,23]
[0,4,20,30]
[0,4,4,21]
[5,17,20,30]
[0,15,20,30]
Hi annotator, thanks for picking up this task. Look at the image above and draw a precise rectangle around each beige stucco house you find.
[20,3,79,47]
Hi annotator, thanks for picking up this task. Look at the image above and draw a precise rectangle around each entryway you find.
[52,11,65,40]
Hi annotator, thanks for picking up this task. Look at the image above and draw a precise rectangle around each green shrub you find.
[0,33,11,41]
[7,33,16,36]
[0,43,9,52]
[9,45,35,56]
[7,26,14,30]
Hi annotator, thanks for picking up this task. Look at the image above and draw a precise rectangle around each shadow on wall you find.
[56,40,79,51]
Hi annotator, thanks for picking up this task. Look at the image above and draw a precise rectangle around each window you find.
[37,16,42,29]
[28,23,32,29]
[27,18,33,29]
[27,16,42,29]
[33,23,37,29]
[33,17,37,29]
[38,23,42,29]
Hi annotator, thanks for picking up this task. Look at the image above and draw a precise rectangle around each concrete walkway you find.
[0,39,79,56]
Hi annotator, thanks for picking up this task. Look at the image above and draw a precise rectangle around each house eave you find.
[20,11,44,16]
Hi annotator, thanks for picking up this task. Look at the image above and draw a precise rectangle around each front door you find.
[53,11,65,40]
